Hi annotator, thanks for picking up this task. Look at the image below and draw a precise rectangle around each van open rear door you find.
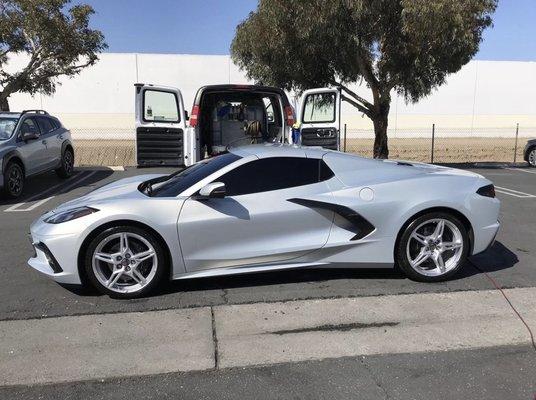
[298,88,341,150]
[134,84,190,167]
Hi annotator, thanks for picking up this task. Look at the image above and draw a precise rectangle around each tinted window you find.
[151,152,241,197]
[36,117,54,134]
[217,157,333,196]
[20,118,40,136]
[49,118,61,129]
[303,92,336,123]
[143,90,180,123]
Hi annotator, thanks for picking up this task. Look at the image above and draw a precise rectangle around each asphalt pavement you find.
[0,166,534,321]
[2,345,534,400]
[0,164,535,398]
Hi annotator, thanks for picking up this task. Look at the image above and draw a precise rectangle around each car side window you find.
[217,157,333,196]
[20,118,40,137]
[36,117,54,134]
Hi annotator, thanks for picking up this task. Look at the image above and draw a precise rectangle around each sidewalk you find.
[1,288,535,386]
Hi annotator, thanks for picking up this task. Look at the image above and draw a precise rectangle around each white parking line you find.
[4,171,98,212]
[495,185,536,198]
[505,167,536,175]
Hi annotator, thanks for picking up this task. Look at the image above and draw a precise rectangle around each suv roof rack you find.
[21,109,49,116]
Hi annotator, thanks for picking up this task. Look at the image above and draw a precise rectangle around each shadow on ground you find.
[63,241,518,299]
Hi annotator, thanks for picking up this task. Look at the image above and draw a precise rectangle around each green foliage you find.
[231,0,497,157]
[0,0,107,109]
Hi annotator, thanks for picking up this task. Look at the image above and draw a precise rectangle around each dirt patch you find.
[73,137,527,166]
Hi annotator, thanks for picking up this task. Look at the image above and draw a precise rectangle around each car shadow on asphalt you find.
[0,169,114,206]
[61,241,518,299]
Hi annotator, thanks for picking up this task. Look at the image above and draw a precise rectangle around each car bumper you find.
[28,219,84,285]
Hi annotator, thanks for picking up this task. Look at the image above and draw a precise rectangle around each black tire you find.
[2,161,25,198]
[396,211,470,282]
[84,225,168,299]
[527,147,536,167]
[55,147,74,178]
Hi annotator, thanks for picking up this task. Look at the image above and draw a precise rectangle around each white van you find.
[134,83,341,167]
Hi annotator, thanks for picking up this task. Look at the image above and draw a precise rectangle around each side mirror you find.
[199,182,226,199]
[21,130,39,141]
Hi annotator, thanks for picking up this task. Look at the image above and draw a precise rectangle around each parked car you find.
[523,139,536,167]
[0,110,74,198]
[28,144,500,299]
[134,83,342,167]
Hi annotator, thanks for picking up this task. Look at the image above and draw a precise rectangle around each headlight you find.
[44,206,99,224]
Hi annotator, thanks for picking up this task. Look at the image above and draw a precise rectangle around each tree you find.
[231,0,497,158]
[0,0,107,111]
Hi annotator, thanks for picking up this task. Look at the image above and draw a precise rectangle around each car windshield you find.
[0,117,18,140]
[148,152,242,197]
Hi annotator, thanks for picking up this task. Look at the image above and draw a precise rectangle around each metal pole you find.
[514,123,519,163]
[431,124,435,164]
[343,123,347,152]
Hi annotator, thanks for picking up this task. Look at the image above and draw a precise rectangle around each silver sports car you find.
[29,145,500,298]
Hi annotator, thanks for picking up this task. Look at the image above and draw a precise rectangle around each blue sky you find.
[78,0,536,61]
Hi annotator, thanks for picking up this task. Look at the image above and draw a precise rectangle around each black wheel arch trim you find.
[2,150,25,175]
[287,198,375,241]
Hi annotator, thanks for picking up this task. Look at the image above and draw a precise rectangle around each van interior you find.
[197,90,284,157]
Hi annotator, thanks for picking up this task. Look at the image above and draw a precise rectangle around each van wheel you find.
[3,162,24,198]
[56,147,74,178]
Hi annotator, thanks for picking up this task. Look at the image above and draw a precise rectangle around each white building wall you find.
[5,53,536,138]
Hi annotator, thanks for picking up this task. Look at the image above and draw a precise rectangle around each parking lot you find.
[0,164,535,322]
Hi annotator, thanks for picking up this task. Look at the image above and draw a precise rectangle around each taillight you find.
[190,105,200,127]
[284,105,295,126]
[477,184,495,198]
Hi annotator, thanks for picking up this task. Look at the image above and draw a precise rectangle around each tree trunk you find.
[372,107,389,159]
[0,95,10,112]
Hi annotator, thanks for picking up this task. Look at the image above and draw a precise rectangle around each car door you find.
[298,88,341,150]
[134,84,193,167]
[177,155,335,272]
[36,117,61,170]
[17,117,48,175]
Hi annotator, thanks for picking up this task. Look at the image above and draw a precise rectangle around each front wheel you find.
[396,212,469,282]
[2,162,25,198]
[84,226,167,298]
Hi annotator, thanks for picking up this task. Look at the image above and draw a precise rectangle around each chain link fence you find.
[342,125,534,164]
[70,125,535,167]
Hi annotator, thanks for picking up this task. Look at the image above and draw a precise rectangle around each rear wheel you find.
[528,148,536,167]
[396,212,469,282]
[84,226,167,298]
[2,162,24,198]
[55,147,74,178]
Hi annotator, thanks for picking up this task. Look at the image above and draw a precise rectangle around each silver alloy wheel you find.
[529,149,536,167]
[8,165,23,195]
[406,218,463,277]
[92,232,157,294]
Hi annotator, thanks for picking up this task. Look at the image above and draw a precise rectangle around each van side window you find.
[303,93,336,123]
[143,90,180,123]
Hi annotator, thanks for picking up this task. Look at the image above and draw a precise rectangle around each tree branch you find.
[339,84,374,110]
[341,94,373,118]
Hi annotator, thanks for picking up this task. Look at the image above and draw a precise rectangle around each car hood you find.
[53,174,166,211]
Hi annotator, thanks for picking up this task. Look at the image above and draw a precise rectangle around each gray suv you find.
[0,110,74,198]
